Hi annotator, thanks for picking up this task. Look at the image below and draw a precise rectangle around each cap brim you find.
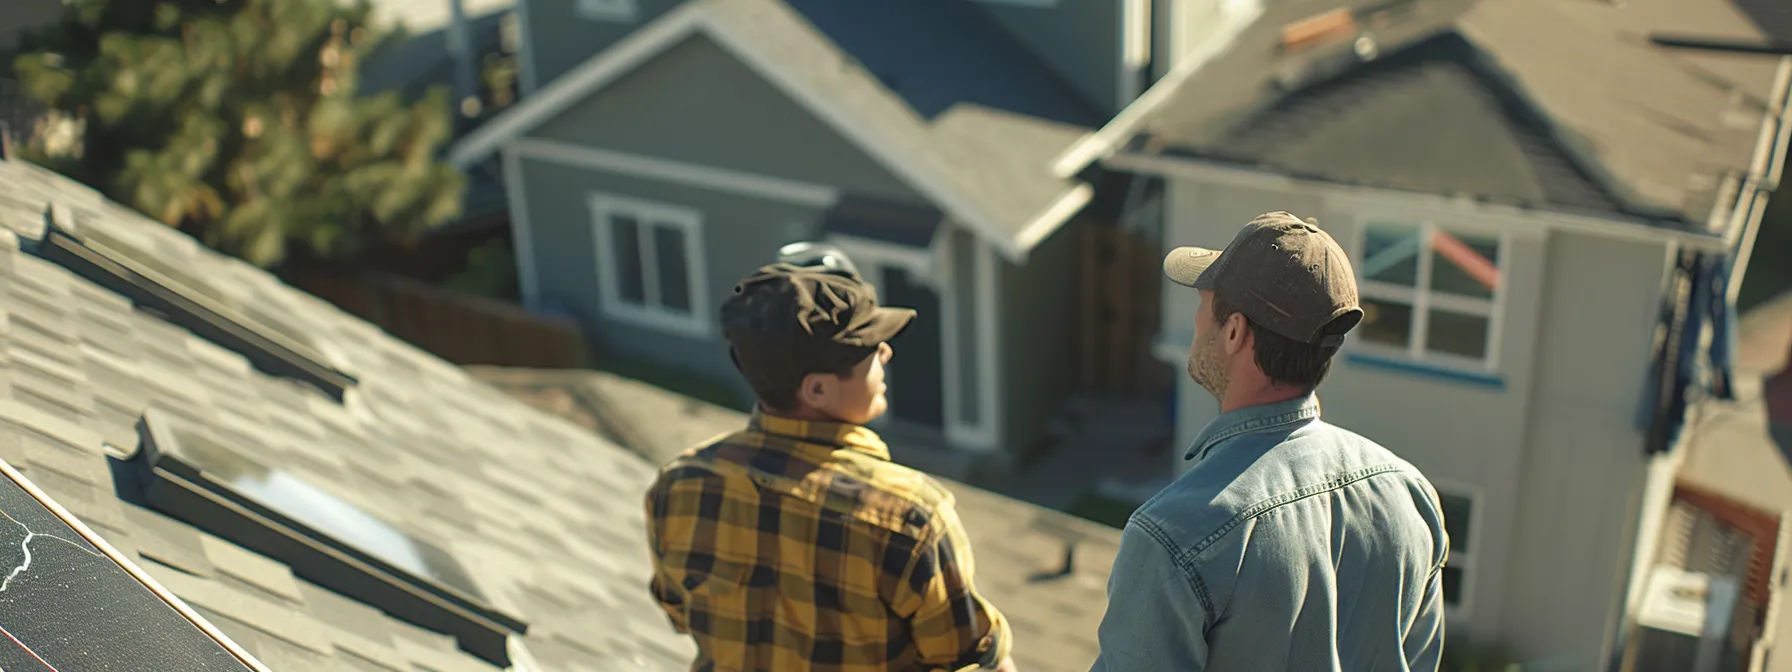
[1164,246,1222,288]
[856,306,916,344]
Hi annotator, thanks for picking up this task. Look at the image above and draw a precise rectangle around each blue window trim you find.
[1344,352,1506,391]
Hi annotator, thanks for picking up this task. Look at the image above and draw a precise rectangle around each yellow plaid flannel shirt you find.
[644,411,1012,671]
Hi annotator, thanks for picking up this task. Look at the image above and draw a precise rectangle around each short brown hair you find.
[730,346,869,413]
[1210,292,1339,392]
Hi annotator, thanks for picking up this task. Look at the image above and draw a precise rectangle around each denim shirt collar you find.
[1184,394,1323,462]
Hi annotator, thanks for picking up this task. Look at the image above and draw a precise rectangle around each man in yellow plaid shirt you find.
[644,261,1017,672]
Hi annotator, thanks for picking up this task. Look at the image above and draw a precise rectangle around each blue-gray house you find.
[448,0,1173,469]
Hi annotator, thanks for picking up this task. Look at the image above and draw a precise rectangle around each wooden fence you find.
[286,269,588,369]
[1078,222,1166,396]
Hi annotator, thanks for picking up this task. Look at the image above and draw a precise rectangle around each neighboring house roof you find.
[0,157,696,670]
[449,0,1098,263]
[1064,0,1788,229]
[468,366,1123,672]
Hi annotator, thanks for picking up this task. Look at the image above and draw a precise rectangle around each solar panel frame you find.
[0,453,270,672]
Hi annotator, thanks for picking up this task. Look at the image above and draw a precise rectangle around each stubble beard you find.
[1187,332,1228,401]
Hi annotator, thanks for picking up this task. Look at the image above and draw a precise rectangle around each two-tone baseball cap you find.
[1163,211,1364,347]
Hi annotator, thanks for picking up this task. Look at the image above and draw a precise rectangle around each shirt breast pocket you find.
[679,553,754,599]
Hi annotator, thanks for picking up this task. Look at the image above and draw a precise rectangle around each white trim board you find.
[588,191,714,339]
[514,138,841,208]
[576,0,638,22]
[501,146,542,309]
[1117,0,1151,110]
[824,231,1000,451]
[1051,0,1264,178]
[448,0,1074,264]
[1109,151,1733,252]
[970,238,1002,450]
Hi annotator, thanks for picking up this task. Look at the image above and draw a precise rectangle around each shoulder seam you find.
[1135,517,1218,622]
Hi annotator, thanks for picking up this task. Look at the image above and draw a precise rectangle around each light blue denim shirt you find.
[1089,395,1449,671]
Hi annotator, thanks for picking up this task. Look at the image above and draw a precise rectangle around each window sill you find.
[1343,352,1505,391]
[599,301,711,340]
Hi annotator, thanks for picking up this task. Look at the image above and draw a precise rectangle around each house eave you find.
[1105,149,1734,252]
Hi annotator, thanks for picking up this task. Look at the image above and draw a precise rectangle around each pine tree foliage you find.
[12,0,466,267]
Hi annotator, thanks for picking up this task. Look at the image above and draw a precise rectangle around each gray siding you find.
[519,0,685,92]
[1159,175,1670,665]
[514,153,826,407]
[528,33,923,203]
[976,0,1121,115]
[511,26,942,409]
[1000,218,1080,456]
[1500,232,1670,669]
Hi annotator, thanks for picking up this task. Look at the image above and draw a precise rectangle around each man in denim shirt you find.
[1089,212,1450,671]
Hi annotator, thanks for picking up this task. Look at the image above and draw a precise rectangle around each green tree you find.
[11,0,466,267]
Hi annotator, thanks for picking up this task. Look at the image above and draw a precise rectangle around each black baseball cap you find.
[1164,211,1363,347]
[721,263,915,397]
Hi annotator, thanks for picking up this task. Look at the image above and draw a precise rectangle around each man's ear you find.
[796,371,835,409]
[1222,312,1250,355]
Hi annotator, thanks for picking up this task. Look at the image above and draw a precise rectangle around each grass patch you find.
[1065,489,1140,529]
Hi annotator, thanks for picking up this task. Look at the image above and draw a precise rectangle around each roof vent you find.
[1281,7,1358,53]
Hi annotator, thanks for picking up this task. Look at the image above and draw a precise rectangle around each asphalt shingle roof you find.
[0,156,695,671]
[469,367,1122,672]
[782,0,1105,128]
[1129,0,1784,227]
[450,0,1096,259]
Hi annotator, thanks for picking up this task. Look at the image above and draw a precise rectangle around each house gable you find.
[526,32,925,205]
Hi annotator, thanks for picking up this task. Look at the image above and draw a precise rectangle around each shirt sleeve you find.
[889,505,1012,670]
[1088,521,1210,672]
[1405,560,1448,668]
[643,478,690,634]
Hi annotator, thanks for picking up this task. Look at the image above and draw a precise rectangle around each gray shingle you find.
[0,156,699,670]
[1125,0,1781,227]
[198,533,305,603]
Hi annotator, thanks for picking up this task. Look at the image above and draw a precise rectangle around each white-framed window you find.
[1352,219,1508,371]
[576,0,638,22]
[589,193,710,338]
[1436,487,1478,617]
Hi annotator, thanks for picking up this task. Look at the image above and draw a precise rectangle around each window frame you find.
[1348,215,1511,374]
[575,0,639,22]
[1431,479,1483,621]
[588,192,712,339]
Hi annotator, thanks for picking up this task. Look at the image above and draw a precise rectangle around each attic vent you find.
[1281,7,1358,53]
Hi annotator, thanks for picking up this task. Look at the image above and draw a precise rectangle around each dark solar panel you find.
[0,458,264,672]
